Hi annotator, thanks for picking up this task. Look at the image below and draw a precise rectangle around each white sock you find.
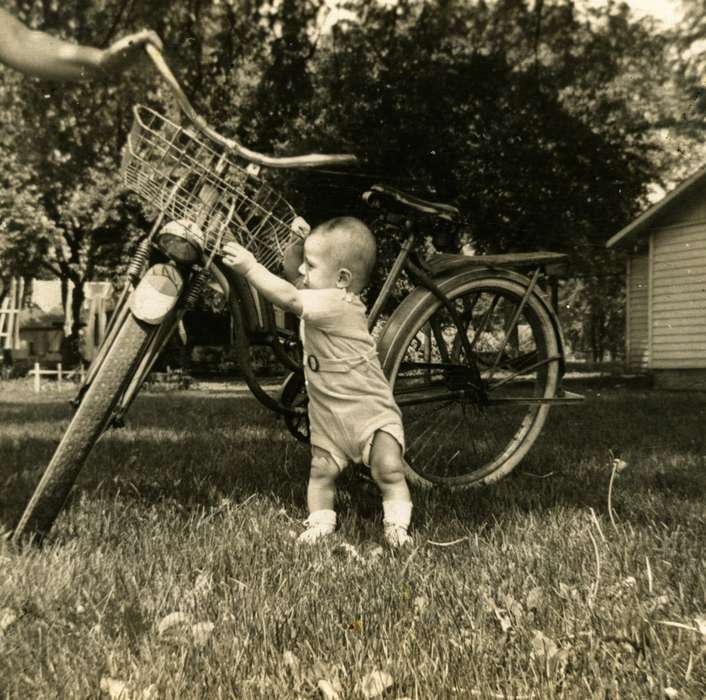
[305,509,337,528]
[383,500,412,528]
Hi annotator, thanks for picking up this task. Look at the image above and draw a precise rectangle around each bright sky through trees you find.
[592,0,683,26]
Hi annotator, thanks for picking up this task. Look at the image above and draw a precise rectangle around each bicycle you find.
[12,48,582,544]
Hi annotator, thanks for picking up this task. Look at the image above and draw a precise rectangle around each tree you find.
[0,0,251,360]
[261,0,681,357]
[1,0,699,363]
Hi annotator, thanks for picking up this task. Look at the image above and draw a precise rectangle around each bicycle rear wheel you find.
[12,314,154,544]
[383,274,560,489]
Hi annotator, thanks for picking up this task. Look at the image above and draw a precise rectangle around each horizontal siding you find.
[652,260,706,274]
[652,292,706,311]
[651,226,706,366]
[654,321,706,332]
[652,359,706,369]
[652,346,706,363]
[652,225,706,240]
[652,338,706,349]
[653,299,706,311]
[652,249,706,265]
[653,270,706,284]
[652,302,703,318]
[656,238,706,255]
[653,279,706,293]
[652,290,706,302]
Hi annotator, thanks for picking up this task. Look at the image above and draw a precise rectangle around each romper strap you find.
[305,348,378,373]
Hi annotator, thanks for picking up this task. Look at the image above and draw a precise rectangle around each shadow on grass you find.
[0,393,313,534]
[2,380,706,538]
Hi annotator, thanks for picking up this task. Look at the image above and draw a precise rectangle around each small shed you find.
[18,307,64,361]
[17,279,115,364]
[607,164,706,389]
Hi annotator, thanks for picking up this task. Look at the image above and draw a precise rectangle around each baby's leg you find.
[307,446,340,512]
[298,447,341,545]
[368,431,411,503]
[368,431,413,547]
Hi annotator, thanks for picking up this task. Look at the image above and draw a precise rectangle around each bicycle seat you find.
[363,184,460,222]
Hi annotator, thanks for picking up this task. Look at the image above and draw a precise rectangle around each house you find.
[607,165,706,389]
[16,279,115,365]
[18,307,64,362]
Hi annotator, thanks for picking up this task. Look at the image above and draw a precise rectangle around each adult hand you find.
[99,29,163,74]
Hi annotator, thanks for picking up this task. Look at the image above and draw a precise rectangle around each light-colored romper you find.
[299,288,405,470]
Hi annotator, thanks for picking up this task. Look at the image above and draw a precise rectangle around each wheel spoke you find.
[468,293,500,353]
[487,355,561,392]
[429,315,452,364]
[414,412,467,474]
[487,268,540,381]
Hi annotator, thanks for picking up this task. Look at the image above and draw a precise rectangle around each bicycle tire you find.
[382,273,560,489]
[12,314,153,544]
[280,370,310,444]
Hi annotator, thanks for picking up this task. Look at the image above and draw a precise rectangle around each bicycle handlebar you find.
[145,45,358,169]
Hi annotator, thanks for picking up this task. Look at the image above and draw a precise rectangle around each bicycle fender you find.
[130,263,184,325]
[377,267,567,374]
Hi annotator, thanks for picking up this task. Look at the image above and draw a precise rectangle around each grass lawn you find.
[0,378,704,699]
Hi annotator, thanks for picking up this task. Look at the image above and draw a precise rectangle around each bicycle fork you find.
[72,261,200,431]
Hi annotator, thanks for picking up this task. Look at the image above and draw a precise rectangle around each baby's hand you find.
[291,216,310,239]
[282,217,309,283]
[282,238,304,283]
[222,241,256,275]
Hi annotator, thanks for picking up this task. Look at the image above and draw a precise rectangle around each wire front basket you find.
[121,105,300,271]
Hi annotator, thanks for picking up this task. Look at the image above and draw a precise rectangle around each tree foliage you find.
[0,0,701,361]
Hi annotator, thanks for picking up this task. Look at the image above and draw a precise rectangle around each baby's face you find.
[297,234,345,290]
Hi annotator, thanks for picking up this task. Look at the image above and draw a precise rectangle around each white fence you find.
[28,363,86,393]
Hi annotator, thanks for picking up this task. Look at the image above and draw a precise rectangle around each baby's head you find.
[298,217,376,293]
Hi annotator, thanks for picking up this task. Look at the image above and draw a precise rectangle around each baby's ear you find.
[336,268,353,289]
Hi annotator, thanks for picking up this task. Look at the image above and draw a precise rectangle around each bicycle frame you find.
[74,204,582,438]
[364,223,582,410]
[67,39,581,432]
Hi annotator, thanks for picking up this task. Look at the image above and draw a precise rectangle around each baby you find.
[222,217,412,547]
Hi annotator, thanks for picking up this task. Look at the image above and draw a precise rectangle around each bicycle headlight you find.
[156,219,204,264]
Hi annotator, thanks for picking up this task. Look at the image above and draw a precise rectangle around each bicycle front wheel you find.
[383,274,560,489]
[12,314,154,544]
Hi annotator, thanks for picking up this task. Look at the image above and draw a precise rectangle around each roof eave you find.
[606,164,706,249]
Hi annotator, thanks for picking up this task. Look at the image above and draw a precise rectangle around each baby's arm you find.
[282,216,310,284]
[282,237,305,284]
[222,241,303,316]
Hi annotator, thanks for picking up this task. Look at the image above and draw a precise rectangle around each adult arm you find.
[0,9,162,81]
